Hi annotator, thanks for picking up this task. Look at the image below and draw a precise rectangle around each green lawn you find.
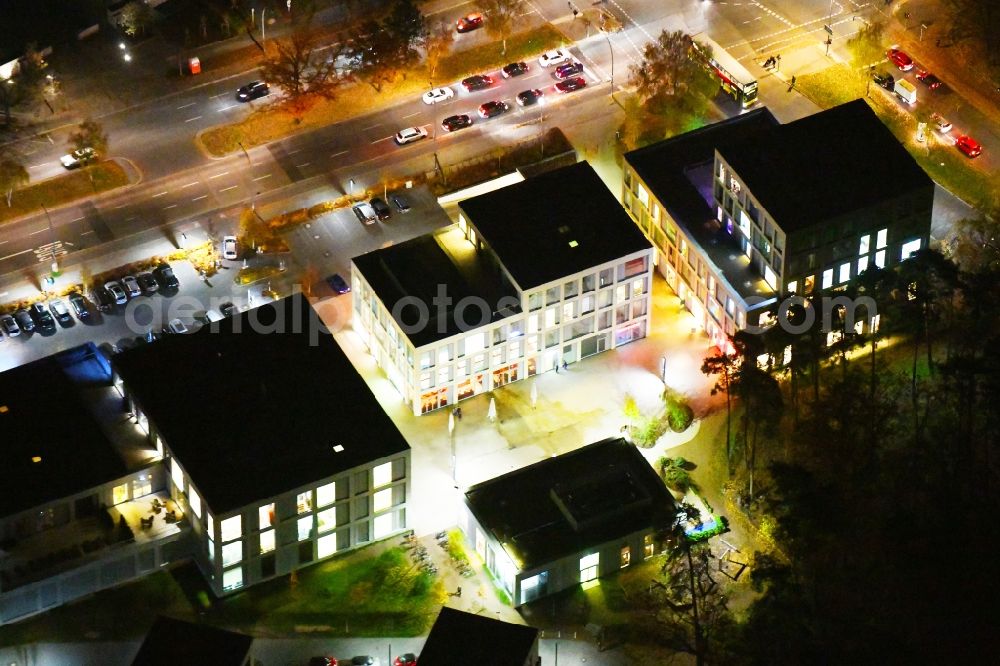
[0,161,130,224]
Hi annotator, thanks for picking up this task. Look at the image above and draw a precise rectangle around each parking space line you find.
[192,195,209,201]
[151,191,168,198]
[185,116,203,123]
[219,185,239,192]
[252,173,273,181]
[208,171,230,179]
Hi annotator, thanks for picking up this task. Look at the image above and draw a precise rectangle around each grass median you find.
[0,161,130,224]
[796,64,997,210]
[198,24,566,157]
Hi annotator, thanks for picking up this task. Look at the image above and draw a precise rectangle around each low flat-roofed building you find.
[418,606,540,666]
[460,438,674,606]
[0,346,176,626]
[131,615,254,666]
[623,100,933,348]
[352,161,654,415]
[112,294,411,597]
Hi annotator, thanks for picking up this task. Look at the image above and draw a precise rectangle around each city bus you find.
[691,32,759,109]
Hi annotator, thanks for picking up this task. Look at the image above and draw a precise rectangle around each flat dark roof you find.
[459,162,652,291]
[352,228,520,347]
[0,347,127,518]
[625,107,781,303]
[112,294,410,515]
[0,0,94,63]
[719,99,934,231]
[131,616,252,666]
[418,607,538,666]
[465,438,674,571]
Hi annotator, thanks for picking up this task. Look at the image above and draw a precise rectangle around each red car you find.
[954,135,982,158]
[555,77,586,93]
[915,70,942,89]
[456,13,483,32]
[394,655,417,666]
[887,48,913,71]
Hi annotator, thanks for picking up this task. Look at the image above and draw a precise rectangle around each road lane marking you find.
[219,185,239,192]
[28,164,46,169]
[81,230,94,235]
[151,191,168,198]
[211,92,229,99]
[402,111,421,118]
[30,228,47,235]
[180,181,200,189]
[177,102,196,109]
[185,116,203,123]
[295,162,311,168]
[125,217,136,222]
[362,123,382,131]
[218,104,238,112]
[371,136,393,144]
[192,195,209,201]
[208,171,229,179]
[0,249,33,262]
[252,173,273,181]
[114,203,127,209]
[331,150,349,157]
[286,147,302,155]
[163,204,178,210]
[71,215,85,222]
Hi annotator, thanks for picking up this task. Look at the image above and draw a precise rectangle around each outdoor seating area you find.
[112,492,185,545]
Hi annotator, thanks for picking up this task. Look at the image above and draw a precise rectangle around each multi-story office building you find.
[112,294,411,597]
[352,161,654,415]
[622,100,934,346]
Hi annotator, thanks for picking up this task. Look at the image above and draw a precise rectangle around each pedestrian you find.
[776,54,781,63]
[555,363,559,373]
[790,75,797,88]
[562,361,568,372]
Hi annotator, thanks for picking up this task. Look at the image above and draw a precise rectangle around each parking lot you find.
[0,186,453,374]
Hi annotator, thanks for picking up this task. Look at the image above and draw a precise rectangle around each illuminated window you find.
[465,332,485,355]
[316,482,336,508]
[317,507,336,533]
[222,566,243,591]
[822,269,833,289]
[298,516,312,541]
[132,475,151,498]
[579,553,599,582]
[839,262,851,284]
[112,483,128,505]
[544,307,557,328]
[858,256,869,273]
[562,302,575,320]
[189,487,202,519]
[207,538,215,564]
[901,239,921,260]
[875,250,886,268]
[206,512,215,539]
[581,295,595,314]
[318,533,337,558]
[644,534,655,559]
[528,313,539,332]
[170,458,185,493]
[297,491,312,514]
[876,228,888,249]
[374,489,392,512]
[620,546,631,568]
[373,462,392,489]
[258,503,274,529]
[259,529,275,554]
[616,284,628,303]
[787,280,798,294]
[637,184,649,207]
[220,516,241,542]
[374,513,393,539]
[803,275,815,293]
[632,278,646,297]
[222,540,243,567]
[764,265,777,290]
[859,234,870,255]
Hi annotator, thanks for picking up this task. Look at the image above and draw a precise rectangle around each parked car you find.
[915,69,942,89]
[394,655,417,666]
[478,100,509,118]
[390,193,411,213]
[121,275,142,298]
[442,114,473,132]
[422,87,454,104]
[887,47,914,71]
[554,61,583,79]
[0,313,20,336]
[555,77,587,93]
[219,301,238,317]
[92,286,115,312]
[30,302,56,333]
[502,61,529,78]
[67,292,90,319]
[153,263,180,289]
[538,49,571,67]
[105,280,128,305]
[872,71,894,91]
[456,12,483,32]
[954,135,982,158]
[929,112,952,133]
[308,658,337,666]
[137,272,159,294]
[893,78,917,105]
[353,202,378,225]
[222,235,239,260]
[461,74,493,91]
[48,299,73,325]
[370,198,391,221]
[350,658,377,666]
[14,309,35,333]
[60,147,97,169]
[168,318,189,334]
[236,80,269,102]
[326,273,351,294]
[516,88,544,106]
[394,126,428,145]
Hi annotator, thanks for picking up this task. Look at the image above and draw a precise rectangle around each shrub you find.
[658,456,693,492]
[633,416,668,448]
[664,388,694,432]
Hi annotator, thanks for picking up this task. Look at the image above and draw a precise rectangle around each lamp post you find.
[448,410,457,487]
[261,8,267,46]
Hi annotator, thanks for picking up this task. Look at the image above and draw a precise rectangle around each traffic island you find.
[0,160,132,225]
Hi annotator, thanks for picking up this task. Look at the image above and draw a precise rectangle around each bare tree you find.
[118,1,157,38]
[0,154,29,207]
[68,118,109,155]
[262,25,343,115]
[0,43,48,127]
[479,0,525,55]
[425,21,454,87]
[846,20,885,69]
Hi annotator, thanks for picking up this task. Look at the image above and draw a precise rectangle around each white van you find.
[894,79,917,105]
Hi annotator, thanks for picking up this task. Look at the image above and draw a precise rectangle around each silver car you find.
[0,313,19,337]
[104,281,128,305]
[121,275,142,298]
